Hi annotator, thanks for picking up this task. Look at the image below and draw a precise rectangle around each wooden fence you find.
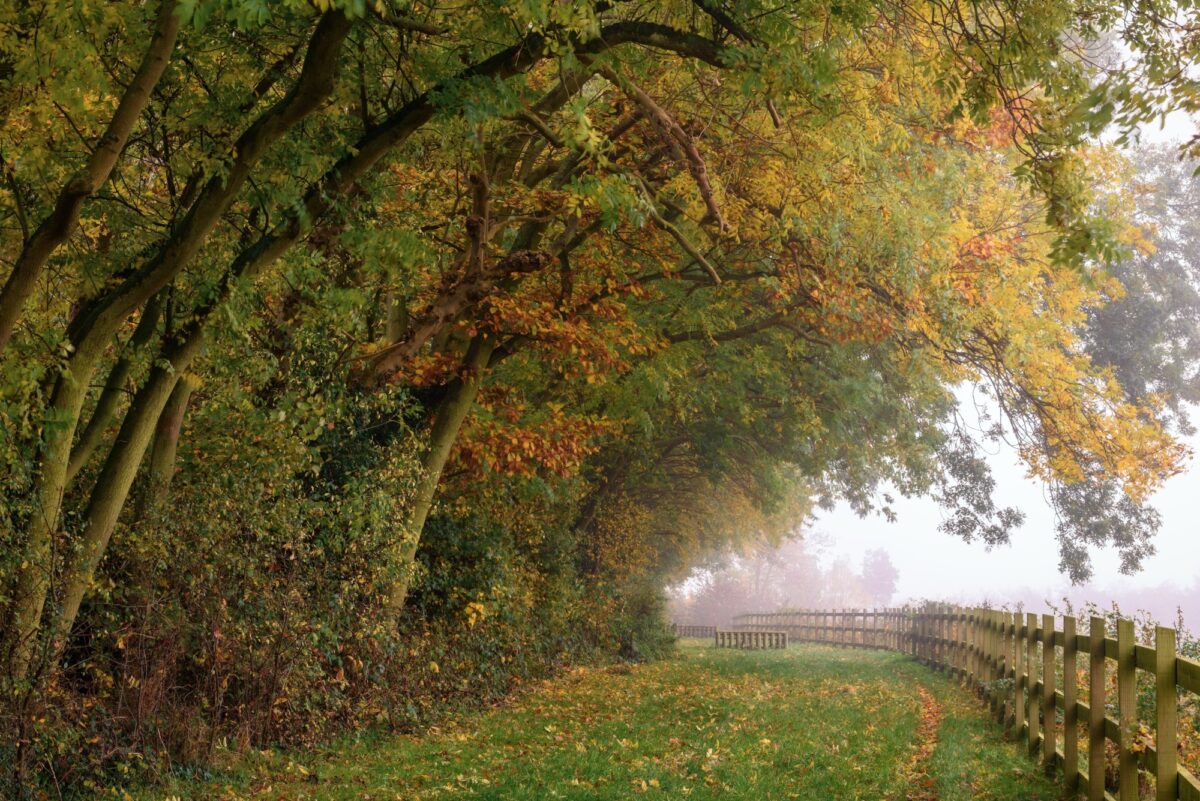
[714,629,787,649]
[734,606,1200,801]
[673,624,717,638]
[734,608,910,651]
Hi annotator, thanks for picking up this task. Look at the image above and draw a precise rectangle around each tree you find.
[861,550,900,607]
[0,0,1194,791]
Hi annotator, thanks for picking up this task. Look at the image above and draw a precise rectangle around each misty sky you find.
[811,114,1200,618]
[813,426,1200,606]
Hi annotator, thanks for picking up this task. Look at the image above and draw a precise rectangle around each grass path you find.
[143,644,1060,800]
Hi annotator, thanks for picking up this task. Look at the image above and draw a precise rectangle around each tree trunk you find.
[385,290,408,344]
[49,336,203,659]
[380,336,494,626]
[2,13,350,682]
[0,0,180,351]
[5,338,109,680]
[62,11,351,370]
[67,293,165,483]
[139,373,197,519]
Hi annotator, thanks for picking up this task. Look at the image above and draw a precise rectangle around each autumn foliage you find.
[0,0,1194,793]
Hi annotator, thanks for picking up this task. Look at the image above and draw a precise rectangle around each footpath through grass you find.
[142,643,1059,800]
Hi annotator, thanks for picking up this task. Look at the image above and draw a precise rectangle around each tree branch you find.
[0,0,181,351]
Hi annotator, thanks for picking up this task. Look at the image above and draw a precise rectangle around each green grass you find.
[132,643,1061,800]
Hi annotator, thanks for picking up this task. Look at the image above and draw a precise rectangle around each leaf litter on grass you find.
[137,645,1061,801]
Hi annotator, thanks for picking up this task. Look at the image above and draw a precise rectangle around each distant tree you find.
[1084,144,1200,434]
[822,560,872,609]
[671,536,892,624]
[861,550,900,607]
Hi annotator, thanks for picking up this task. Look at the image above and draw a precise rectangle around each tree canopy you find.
[0,0,1196,791]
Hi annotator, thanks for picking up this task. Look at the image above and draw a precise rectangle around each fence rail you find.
[730,606,1200,801]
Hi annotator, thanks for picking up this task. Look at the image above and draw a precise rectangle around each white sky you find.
[812,427,1200,603]
[810,111,1200,616]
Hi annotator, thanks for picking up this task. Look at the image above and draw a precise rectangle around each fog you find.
[675,118,1200,631]
[815,426,1200,627]
[672,416,1200,629]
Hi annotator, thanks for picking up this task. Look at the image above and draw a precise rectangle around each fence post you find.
[979,608,988,695]
[916,609,926,661]
[965,609,974,686]
[911,607,916,658]
[931,604,939,666]
[1117,618,1136,801]
[1042,613,1056,772]
[918,607,925,663]
[1013,611,1024,738]
[990,610,1000,713]
[999,611,1010,727]
[1157,626,1177,801]
[927,605,934,664]
[994,610,1006,722]
[948,604,955,670]
[1088,616,1105,801]
[1027,612,1039,756]
[940,604,949,670]
[947,603,955,670]
[1063,615,1078,793]
[1002,609,1013,725]
[951,606,960,678]
[982,609,992,696]
[981,608,989,691]
[976,607,984,690]
[968,606,976,682]
[982,609,991,700]
[932,606,937,663]
[947,607,954,676]
[977,608,986,691]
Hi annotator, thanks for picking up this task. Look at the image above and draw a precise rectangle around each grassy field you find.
[137,643,1060,800]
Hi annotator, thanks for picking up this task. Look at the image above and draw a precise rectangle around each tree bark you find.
[0,0,181,351]
[380,336,494,626]
[140,373,197,519]
[66,293,165,484]
[49,336,202,656]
